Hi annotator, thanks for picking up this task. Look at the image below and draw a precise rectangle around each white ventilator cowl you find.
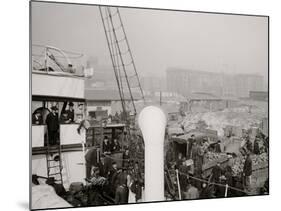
[138,106,167,202]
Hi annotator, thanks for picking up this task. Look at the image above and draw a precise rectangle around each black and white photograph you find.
[30,1,269,210]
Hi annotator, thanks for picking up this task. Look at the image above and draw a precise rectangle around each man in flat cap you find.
[46,106,59,145]
[65,102,75,123]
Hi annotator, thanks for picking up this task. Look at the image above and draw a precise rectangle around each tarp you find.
[167,127,184,136]
[171,128,218,143]
[32,185,72,210]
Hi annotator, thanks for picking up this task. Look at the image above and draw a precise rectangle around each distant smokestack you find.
[138,106,166,202]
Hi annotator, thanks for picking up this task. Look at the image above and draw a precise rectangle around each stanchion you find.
[225,184,229,197]
[176,169,182,200]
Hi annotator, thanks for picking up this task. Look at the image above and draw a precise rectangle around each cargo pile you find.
[182,106,267,136]
[205,151,228,163]
[231,153,269,176]
[231,156,245,176]
[252,153,268,169]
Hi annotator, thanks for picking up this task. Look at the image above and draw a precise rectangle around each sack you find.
[69,182,84,194]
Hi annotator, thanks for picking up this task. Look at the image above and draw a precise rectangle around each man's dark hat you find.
[51,106,58,111]
[69,102,74,106]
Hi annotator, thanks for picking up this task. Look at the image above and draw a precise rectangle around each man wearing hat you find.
[66,102,75,123]
[46,106,59,145]
[32,110,43,125]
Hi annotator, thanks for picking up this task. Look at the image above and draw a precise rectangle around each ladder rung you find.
[105,24,122,33]
[47,159,60,162]
[48,165,61,168]
[49,172,61,176]
[109,37,126,46]
[112,49,129,57]
[101,10,118,19]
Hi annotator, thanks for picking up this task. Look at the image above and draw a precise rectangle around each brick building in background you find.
[166,68,265,98]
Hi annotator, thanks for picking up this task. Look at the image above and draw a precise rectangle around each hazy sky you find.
[31,2,268,79]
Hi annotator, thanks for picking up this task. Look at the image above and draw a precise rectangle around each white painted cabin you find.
[32,71,87,189]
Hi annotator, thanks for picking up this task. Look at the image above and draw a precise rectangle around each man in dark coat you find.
[102,136,111,154]
[111,138,121,153]
[115,172,129,204]
[179,158,190,192]
[200,183,215,199]
[85,146,98,179]
[46,106,59,145]
[187,134,195,159]
[210,162,222,197]
[253,138,260,155]
[98,155,109,178]
[108,162,121,197]
[243,152,252,192]
[214,140,222,153]
[65,102,75,123]
[245,138,253,153]
[191,142,204,177]
[211,162,222,183]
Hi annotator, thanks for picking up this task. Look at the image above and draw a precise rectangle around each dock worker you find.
[253,137,260,155]
[210,161,222,197]
[46,106,59,145]
[243,151,252,192]
[191,141,204,177]
[187,134,196,159]
[66,102,75,123]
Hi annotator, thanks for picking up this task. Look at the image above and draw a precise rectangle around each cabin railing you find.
[31,123,85,148]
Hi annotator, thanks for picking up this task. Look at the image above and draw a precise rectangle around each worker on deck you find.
[85,146,98,179]
[66,102,75,123]
[210,161,222,197]
[178,157,190,192]
[111,138,121,153]
[175,152,183,170]
[46,106,59,145]
[165,143,175,169]
[184,178,199,200]
[115,170,129,204]
[200,182,215,199]
[60,112,70,124]
[98,154,110,178]
[108,162,121,197]
[102,136,111,154]
[123,148,130,169]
